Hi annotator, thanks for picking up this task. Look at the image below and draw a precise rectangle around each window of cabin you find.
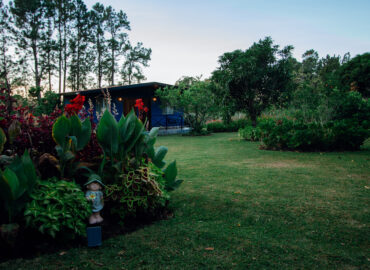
[162,105,174,115]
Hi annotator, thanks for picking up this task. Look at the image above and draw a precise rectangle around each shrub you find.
[258,117,369,151]
[0,150,38,224]
[105,165,168,220]
[206,119,250,133]
[24,179,91,239]
[258,91,370,151]
[239,126,262,141]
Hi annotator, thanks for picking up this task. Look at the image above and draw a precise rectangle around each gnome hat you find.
[84,174,105,187]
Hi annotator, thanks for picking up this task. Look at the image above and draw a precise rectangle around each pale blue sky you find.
[64,1,370,84]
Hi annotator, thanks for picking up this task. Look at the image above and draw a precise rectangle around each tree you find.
[338,52,370,98]
[210,71,236,124]
[156,77,217,134]
[41,1,57,92]
[212,37,295,126]
[90,3,107,88]
[68,0,92,91]
[104,5,130,86]
[10,0,49,100]
[120,42,151,85]
[317,54,341,89]
[0,0,15,113]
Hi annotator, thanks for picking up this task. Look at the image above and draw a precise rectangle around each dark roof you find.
[61,82,171,97]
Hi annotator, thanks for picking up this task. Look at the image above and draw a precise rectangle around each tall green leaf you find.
[77,119,91,151]
[97,110,119,157]
[52,115,71,149]
[69,114,82,138]
[0,168,20,201]
[0,127,6,153]
[153,146,168,168]
[163,160,183,191]
[8,120,21,144]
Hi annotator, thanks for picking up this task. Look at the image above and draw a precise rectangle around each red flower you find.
[134,99,144,111]
[144,107,148,113]
[64,94,85,116]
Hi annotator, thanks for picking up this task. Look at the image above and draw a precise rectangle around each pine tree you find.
[104,5,130,86]
[10,0,48,100]
[120,42,151,85]
[90,3,107,88]
[68,0,92,91]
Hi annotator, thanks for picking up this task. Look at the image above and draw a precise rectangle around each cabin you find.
[62,82,185,132]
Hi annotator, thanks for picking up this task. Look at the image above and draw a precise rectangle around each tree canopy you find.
[212,37,295,126]
[0,0,151,94]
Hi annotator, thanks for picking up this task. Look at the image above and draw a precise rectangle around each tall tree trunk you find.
[1,40,12,115]
[63,19,67,93]
[58,15,62,94]
[111,48,114,85]
[97,36,102,88]
[32,40,41,101]
[76,30,80,91]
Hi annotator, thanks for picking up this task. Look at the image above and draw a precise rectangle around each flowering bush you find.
[0,88,61,157]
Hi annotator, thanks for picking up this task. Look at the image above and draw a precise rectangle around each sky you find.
[36,0,370,85]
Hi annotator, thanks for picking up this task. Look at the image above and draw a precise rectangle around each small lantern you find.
[152,97,157,102]
[117,97,123,102]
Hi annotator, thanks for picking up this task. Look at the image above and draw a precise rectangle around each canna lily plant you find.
[96,102,182,191]
[52,95,92,178]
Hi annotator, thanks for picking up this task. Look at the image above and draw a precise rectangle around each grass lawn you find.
[1,133,369,270]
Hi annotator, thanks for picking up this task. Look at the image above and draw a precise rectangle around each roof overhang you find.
[60,82,172,97]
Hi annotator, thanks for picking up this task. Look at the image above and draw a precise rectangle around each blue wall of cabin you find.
[64,90,184,128]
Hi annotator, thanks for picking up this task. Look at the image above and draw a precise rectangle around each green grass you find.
[2,133,369,270]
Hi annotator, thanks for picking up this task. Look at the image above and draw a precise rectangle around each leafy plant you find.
[52,114,91,177]
[24,178,91,238]
[96,109,150,177]
[0,150,38,223]
[162,161,183,191]
[0,127,6,153]
[207,119,251,133]
[105,166,167,220]
[156,77,218,134]
[239,126,262,141]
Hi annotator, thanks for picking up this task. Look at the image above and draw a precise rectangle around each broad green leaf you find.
[77,119,91,151]
[8,152,34,197]
[164,160,177,184]
[149,127,159,138]
[20,150,37,191]
[69,114,82,138]
[8,120,21,144]
[52,115,71,149]
[153,146,168,168]
[121,110,136,143]
[0,168,20,201]
[0,127,6,153]
[97,110,119,156]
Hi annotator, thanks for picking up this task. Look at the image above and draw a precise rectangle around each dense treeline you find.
[0,0,151,97]
[158,37,369,149]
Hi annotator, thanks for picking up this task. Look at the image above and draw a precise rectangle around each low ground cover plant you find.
[24,178,91,239]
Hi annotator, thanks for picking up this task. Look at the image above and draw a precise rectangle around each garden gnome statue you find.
[85,174,105,224]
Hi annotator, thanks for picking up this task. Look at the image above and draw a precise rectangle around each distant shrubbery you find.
[242,91,370,151]
[239,126,262,142]
[206,119,250,133]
